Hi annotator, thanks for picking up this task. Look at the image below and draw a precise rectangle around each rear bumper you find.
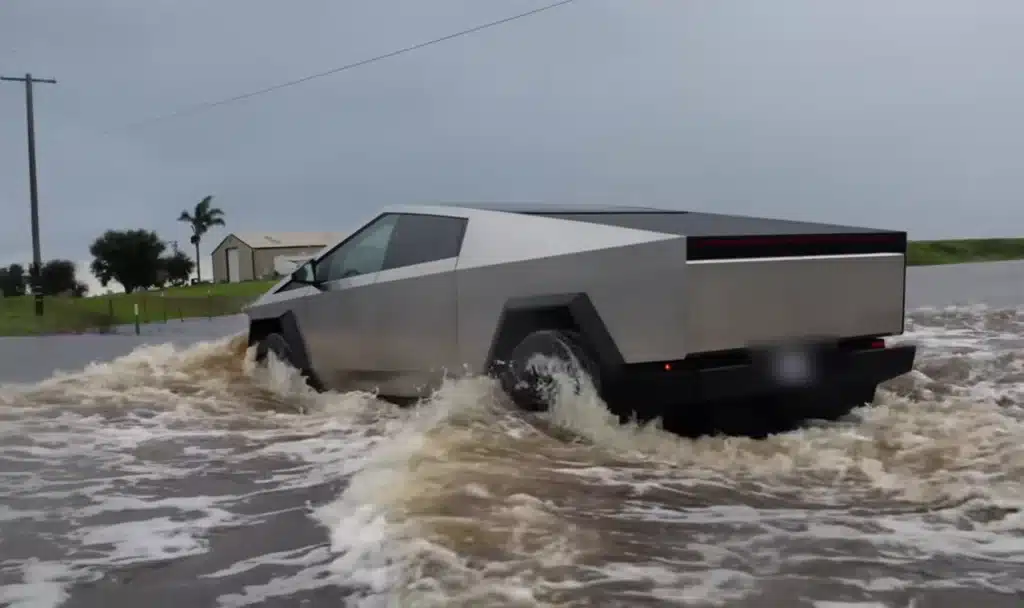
[608,343,917,408]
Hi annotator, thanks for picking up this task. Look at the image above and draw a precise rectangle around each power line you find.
[115,0,580,132]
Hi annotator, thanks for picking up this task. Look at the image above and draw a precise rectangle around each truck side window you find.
[315,214,399,282]
[381,214,467,271]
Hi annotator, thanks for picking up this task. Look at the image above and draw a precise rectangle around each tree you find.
[89,229,167,293]
[162,250,195,287]
[0,264,27,297]
[28,259,88,297]
[177,195,225,282]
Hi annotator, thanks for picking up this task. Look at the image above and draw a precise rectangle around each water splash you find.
[2,307,1023,606]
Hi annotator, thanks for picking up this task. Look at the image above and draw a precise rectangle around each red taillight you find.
[691,234,901,248]
[870,339,886,349]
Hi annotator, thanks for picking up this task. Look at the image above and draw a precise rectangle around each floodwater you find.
[1,261,1023,608]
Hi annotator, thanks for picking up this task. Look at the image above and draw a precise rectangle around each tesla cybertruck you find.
[244,203,916,436]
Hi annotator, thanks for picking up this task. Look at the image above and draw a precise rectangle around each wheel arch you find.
[483,293,625,376]
[247,310,316,374]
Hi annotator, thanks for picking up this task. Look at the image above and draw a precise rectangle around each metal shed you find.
[209,232,344,283]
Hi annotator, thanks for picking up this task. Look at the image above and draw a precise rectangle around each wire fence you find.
[0,293,258,335]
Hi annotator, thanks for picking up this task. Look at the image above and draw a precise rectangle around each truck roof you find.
[451,202,903,237]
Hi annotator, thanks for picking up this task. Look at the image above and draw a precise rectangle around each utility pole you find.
[1,73,57,316]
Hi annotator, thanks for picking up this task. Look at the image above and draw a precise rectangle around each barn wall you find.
[210,235,255,282]
[253,246,325,280]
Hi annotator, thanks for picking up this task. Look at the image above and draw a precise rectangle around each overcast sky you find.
[3,0,1024,293]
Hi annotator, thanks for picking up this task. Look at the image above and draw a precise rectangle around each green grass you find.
[907,238,1024,266]
[151,280,278,298]
[0,279,278,336]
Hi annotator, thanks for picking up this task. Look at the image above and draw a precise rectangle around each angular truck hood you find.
[243,279,319,312]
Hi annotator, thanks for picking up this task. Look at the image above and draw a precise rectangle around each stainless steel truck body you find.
[245,203,916,436]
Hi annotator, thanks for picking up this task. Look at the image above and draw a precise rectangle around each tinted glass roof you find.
[448,202,894,237]
[449,202,674,214]
[537,211,893,236]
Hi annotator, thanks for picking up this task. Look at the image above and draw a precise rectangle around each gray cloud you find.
[3,0,1024,292]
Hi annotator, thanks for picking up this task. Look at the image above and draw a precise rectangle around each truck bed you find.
[501,206,909,354]
[683,252,906,353]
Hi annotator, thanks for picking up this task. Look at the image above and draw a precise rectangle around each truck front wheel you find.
[253,331,324,391]
[255,332,296,368]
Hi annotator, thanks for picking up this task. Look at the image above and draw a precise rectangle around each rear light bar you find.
[687,232,907,261]
[839,336,887,351]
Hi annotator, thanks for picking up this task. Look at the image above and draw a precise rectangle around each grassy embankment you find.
[1,238,1023,336]
[905,238,1024,267]
[0,279,277,336]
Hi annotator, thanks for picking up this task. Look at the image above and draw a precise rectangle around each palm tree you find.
[177,195,225,282]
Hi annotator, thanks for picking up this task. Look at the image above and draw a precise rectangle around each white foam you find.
[0,560,75,608]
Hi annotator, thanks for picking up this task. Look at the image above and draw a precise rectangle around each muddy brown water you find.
[1,261,1023,608]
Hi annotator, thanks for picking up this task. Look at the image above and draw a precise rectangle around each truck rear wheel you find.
[498,329,601,412]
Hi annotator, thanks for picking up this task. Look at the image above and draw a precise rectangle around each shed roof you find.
[226,231,345,250]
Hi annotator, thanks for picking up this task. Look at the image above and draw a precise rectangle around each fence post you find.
[133,303,140,335]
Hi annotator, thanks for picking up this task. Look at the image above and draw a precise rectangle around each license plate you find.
[767,346,815,387]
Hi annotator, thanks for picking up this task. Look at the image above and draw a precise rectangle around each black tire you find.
[254,332,323,391]
[497,329,601,412]
[255,332,296,368]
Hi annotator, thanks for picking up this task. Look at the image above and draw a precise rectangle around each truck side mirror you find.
[291,261,319,286]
